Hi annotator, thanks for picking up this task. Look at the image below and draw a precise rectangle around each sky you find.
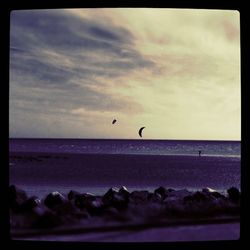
[9,8,241,140]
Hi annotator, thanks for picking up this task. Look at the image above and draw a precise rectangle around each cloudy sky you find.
[9,8,240,140]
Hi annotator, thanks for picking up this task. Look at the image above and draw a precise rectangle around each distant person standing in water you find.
[198,150,202,157]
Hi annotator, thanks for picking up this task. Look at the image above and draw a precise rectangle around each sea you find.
[9,139,241,198]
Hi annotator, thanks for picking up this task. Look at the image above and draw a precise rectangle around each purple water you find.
[9,139,241,197]
[9,138,240,157]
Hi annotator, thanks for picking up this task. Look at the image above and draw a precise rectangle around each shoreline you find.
[9,151,241,158]
[9,151,241,193]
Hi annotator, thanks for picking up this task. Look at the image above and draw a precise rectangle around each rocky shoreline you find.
[10,185,240,235]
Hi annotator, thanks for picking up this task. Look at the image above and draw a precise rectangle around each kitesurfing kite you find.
[138,127,145,138]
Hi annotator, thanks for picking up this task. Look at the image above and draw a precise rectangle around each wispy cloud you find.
[10,9,240,139]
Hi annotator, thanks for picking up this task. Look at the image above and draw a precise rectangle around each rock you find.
[74,193,104,215]
[119,186,130,198]
[202,188,225,199]
[9,185,28,212]
[211,192,226,199]
[168,189,191,200]
[53,201,77,216]
[20,196,41,212]
[103,206,119,217]
[184,191,210,203]
[86,197,104,215]
[129,190,149,203]
[32,205,49,217]
[154,186,169,200]
[202,187,217,193]
[227,187,240,203]
[148,192,162,203]
[102,187,129,210]
[32,211,62,228]
[74,193,96,209]
[68,190,81,201]
[103,187,119,200]
[44,191,67,209]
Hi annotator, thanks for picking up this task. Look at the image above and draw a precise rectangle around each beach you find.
[9,139,241,242]
[9,151,240,197]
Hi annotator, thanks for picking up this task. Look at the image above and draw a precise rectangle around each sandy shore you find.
[9,151,240,193]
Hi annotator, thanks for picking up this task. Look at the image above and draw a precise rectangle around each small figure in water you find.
[198,150,202,157]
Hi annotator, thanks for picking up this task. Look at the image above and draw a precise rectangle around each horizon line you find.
[9,137,241,142]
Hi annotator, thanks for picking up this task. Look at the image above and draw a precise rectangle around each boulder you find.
[32,210,62,228]
[74,193,96,209]
[9,185,28,212]
[183,191,210,203]
[154,186,169,200]
[68,190,81,201]
[102,187,129,210]
[202,187,217,193]
[103,187,119,201]
[85,197,104,215]
[20,196,41,212]
[73,193,105,215]
[227,187,240,203]
[202,188,225,199]
[119,186,130,198]
[129,190,149,203]
[44,191,67,209]
[148,192,162,203]
[167,189,191,200]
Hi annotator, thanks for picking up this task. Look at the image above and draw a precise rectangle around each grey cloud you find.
[10,9,154,84]
[10,10,155,137]
[10,10,134,53]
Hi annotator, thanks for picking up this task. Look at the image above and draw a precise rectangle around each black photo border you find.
[0,0,248,249]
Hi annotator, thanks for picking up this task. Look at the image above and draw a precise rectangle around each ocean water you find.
[9,139,241,197]
[9,138,241,157]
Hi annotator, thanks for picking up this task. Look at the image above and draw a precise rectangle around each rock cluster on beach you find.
[9,185,240,230]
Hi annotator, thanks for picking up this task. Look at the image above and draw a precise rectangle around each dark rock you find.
[20,196,41,212]
[85,197,104,215]
[167,189,191,200]
[119,186,130,198]
[154,186,166,199]
[74,193,105,215]
[68,190,81,201]
[44,191,67,209]
[32,205,49,217]
[202,188,225,199]
[103,206,119,217]
[168,188,175,192]
[148,192,162,203]
[227,187,240,203]
[103,187,119,200]
[53,201,77,216]
[32,211,62,228]
[211,192,226,199]
[102,187,129,209]
[129,190,149,203]
[154,186,169,200]
[74,193,96,209]
[184,191,210,203]
[9,185,28,212]
[202,187,217,193]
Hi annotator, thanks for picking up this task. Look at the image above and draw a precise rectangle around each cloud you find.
[9,9,240,140]
[10,9,154,130]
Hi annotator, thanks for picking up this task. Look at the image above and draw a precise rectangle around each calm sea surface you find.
[9,139,241,197]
